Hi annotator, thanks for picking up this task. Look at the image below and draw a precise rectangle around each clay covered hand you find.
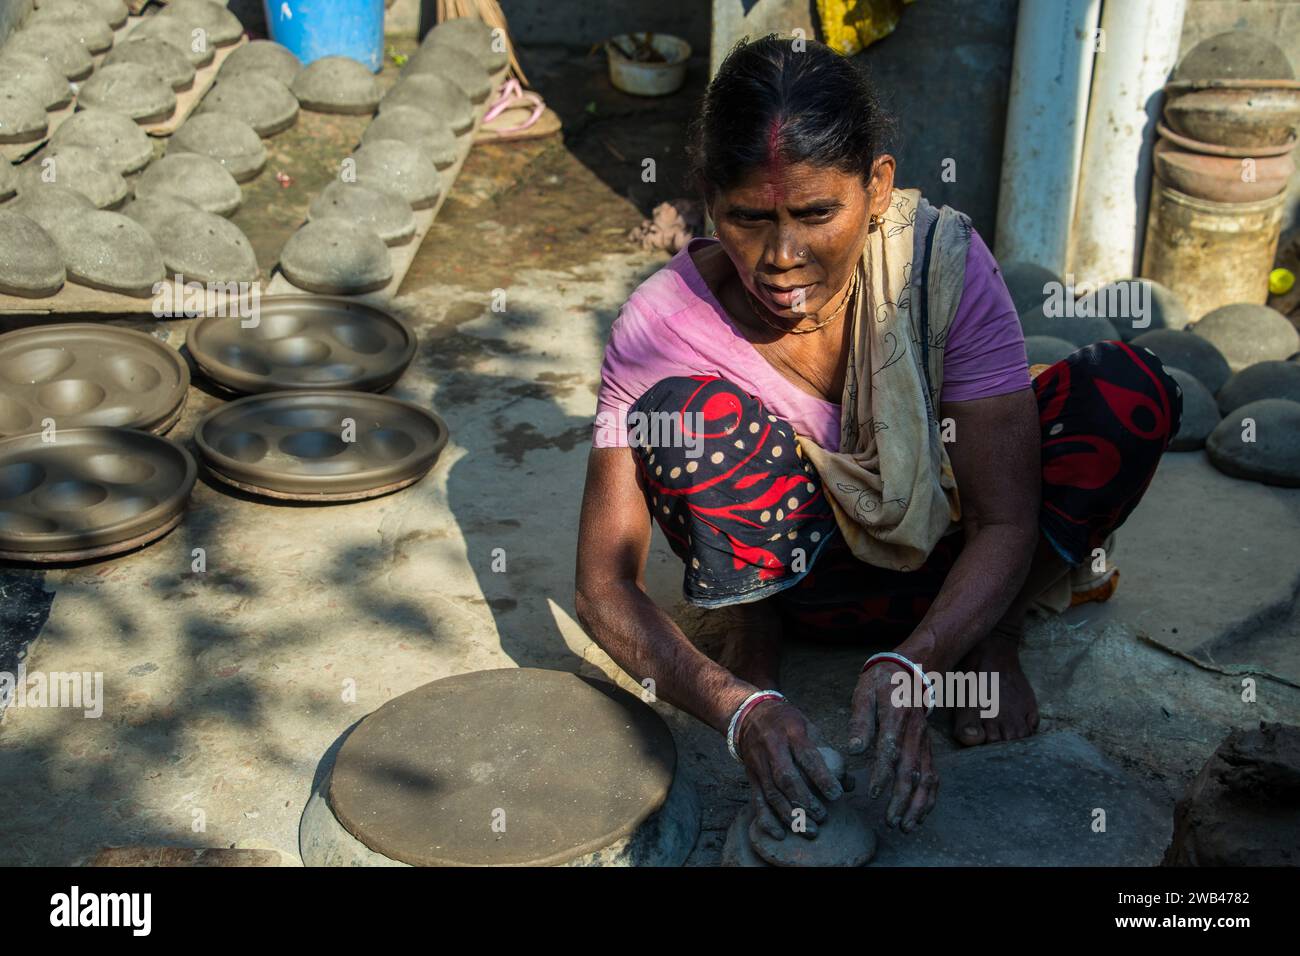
[737,700,853,842]
[848,661,938,832]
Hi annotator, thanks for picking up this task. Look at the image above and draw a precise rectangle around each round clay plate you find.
[0,324,190,439]
[185,295,416,394]
[0,427,197,562]
[194,390,448,500]
[326,669,678,866]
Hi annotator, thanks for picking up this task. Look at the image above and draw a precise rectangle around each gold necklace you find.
[745,265,860,335]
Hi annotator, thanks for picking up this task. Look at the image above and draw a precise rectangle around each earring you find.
[870,213,884,228]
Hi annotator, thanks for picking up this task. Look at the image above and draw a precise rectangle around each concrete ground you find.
[2,45,1298,867]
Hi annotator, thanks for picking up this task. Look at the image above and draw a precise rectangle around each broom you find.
[435,0,528,86]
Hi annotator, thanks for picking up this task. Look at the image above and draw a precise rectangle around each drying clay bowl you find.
[128,13,216,68]
[49,210,164,297]
[0,211,65,299]
[77,62,178,124]
[0,161,17,202]
[161,0,245,47]
[0,323,189,438]
[39,0,129,30]
[8,185,94,234]
[379,73,474,134]
[154,210,259,285]
[360,105,460,168]
[194,390,448,500]
[169,112,266,182]
[198,72,299,137]
[186,295,416,394]
[277,219,393,296]
[1156,121,1296,158]
[421,16,509,74]
[290,55,382,114]
[29,8,114,54]
[0,89,48,145]
[1163,87,1300,148]
[308,180,417,246]
[0,426,197,562]
[103,37,198,92]
[403,44,492,102]
[20,144,128,208]
[0,51,74,110]
[1153,137,1294,202]
[217,38,301,86]
[51,108,155,174]
[135,152,242,216]
[349,138,442,209]
[5,24,95,80]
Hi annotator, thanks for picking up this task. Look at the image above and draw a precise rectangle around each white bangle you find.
[862,652,936,716]
[725,689,785,763]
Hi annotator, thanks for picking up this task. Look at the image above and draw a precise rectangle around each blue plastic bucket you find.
[262,0,385,72]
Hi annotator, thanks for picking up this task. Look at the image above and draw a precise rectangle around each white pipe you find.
[995,0,1100,274]
[1070,0,1187,289]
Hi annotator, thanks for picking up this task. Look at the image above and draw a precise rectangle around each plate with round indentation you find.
[0,324,190,440]
[0,427,197,562]
[194,391,448,501]
[185,295,417,395]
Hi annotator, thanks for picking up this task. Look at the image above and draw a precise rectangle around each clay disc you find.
[422,16,510,74]
[0,211,65,299]
[0,51,74,110]
[0,88,49,144]
[198,72,299,136]
[4,24,95,80]
[360,105,460,168]
[194,390,447,498]
[308,180,416,246]
[350,139,442,209]
[19,144,128,208]
[136,152,242,216]
[48,210,164,296]
[162,0,245,47]
[154,210,259,284]
[750,799,877,867]
[0,426,196,557]
[127,13,215,68]
[290,55,382,114]
[378,73,474,133]
[217,38,301,86]
[277,219,392,295]
[326,669,677,866]
[187,295,416,393]
[0,323,189,437]
[77,63,178,123]
[169,112,266,182]
[404,44,493,102]
[7,185,95,234]
[103,37,197,92]
[51,108,155,174]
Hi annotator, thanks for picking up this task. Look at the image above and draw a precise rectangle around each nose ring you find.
[796,249,808,259]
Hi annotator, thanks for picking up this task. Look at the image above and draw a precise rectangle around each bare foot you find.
[951,619,1040,746]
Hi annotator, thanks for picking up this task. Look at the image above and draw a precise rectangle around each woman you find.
[575,37,1180,843]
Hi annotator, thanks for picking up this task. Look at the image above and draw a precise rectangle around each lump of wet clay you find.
[161,0,245,47]
[77,62,178,123]
[29,7,114,54]
[422,16,509,74]
[0,211,65,298]
[1024,335,1076,367]
[0,89,48,145]
[19,144,128,208]
[217,38,301,86]
[0,51,74,110]
[0,159,15,201]
[308,180,416,246]
[1130,328,1232,394]
[47,209,164,296]
[379,74,474,134]
[1217,361,1300,416]
[1166,367,1219,452]
[5,23,96,80]
[291,55,382,114]
[136,152,242,216]
[350,139,442,209]
[404,44,493,102]
[1190,303,1300,373]
[121,192,199,241]
[154,209,259,284]
[360,104,460,168]
[128,13,215,68]
[1206,398,1300,487]
[7,184,94,233]
[104,37,197,92]
[198,72,299,136]
[1019,303,1120,347]
[278,219,392,295]
[750,803,875,868]
[170,112,266,182]
[51,108,154,174]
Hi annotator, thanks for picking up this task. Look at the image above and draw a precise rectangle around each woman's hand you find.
[847,664,938,832]
[737,699,851,841]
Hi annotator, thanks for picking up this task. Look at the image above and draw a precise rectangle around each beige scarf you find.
[799,189,971,571]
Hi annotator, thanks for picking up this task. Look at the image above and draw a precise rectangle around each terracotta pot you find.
[1153,137,1294,202]
[1156,121,1296,158]
[1164,86,1300,147]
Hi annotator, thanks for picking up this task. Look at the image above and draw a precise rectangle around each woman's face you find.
[711,155,895,320]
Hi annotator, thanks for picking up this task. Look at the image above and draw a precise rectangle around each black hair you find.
[687,35,894,201]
